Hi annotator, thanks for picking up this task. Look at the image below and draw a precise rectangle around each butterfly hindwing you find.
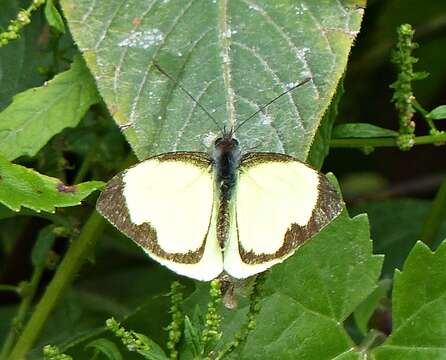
[224,153,343,279]
[96,152,223,281]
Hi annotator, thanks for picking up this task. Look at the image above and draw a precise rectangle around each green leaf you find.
[85,338,122,360]
[183,315,203,358]
[307,76,344,169]
[351,199,446,275]
[31,225,57,268]
[237,212,382,359]
[134,333,168,360]
[45,0,66,33]
[0,1,46,111]
[0,155,104,213]
[332,123,398,139]
[372,241,446,359]
[353,279,391,335]
[428,105,446,120]
[0,56,100,161]
[61,0,364,161]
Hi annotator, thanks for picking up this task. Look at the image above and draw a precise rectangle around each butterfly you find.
[96,74,343,281]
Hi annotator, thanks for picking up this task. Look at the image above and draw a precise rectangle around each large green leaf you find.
[0,56,100,161]
[237,211,382,359]
[0,155,103,213]
[61,0,364,160]
[372,241,446,359]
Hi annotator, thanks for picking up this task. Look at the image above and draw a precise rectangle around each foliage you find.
[1,1,446,360]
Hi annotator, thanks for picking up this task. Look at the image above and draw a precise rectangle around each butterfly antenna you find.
[153,63,223,132]
[233,77,312,134]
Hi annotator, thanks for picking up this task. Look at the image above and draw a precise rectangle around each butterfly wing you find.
[96,152,223,281]
[224,153,342,279]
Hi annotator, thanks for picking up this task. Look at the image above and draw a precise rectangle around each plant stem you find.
[73,143,97,184]
[0,266,45,360]
[413,99,437,132]
[420,177,446,247]
[7,211,105,360]
[330,132,446,148]
[0,285,19,293]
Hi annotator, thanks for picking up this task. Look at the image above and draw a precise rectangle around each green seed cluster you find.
[166,281,185,360]
[390,24,426,150]
[42,345,72,360]
[0,0,46,47]
[202,279,222,348]
[106,318,150,352]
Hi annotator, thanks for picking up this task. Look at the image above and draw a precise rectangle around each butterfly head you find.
[213,126,241,163]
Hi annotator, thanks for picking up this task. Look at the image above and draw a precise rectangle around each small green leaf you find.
[31,225,57,268]
[428,105,446,120]
[332,123,398,139]
[45,0,66,33]
[372,241,446,359]
[134,333,168,360]
[85,338,122,360]
[184,315,203,358]
[353,279,391,335]
[0,155,104,213]
[0,56,100,161]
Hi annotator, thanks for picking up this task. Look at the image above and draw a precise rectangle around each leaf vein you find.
[232,41,304,131]
[128,0,195,126]
[112,0,158,107]
[94,0,129,50]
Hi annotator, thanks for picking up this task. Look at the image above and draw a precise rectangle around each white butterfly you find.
[96,75,342,281]
[97,129,342,281]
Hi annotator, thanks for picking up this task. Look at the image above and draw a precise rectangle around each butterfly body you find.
[213,130,241,248]
[97,128,342,281]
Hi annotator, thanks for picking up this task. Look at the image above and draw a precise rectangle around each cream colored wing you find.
[96,152,223,281]
[224,153,342,279]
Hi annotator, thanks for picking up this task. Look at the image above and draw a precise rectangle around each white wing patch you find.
[148,208,222,281]
[224,160,320,279]
[237,161,318,253]
[124,159,213,253]
[122,158,223,281]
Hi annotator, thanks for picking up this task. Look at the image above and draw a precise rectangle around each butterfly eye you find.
[215,137,223,145]
[232,138,239,146]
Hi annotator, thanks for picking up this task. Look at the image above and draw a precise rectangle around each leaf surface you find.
[0,56,100,160]
[372,241,446,359]
[332,123,398,139]
[238,211,382,359]
[0,155,103,213]
[61,0,364,160]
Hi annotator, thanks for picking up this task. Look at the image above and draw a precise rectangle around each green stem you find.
[0,266,45,360]
[73,143,98,184]
[7,211,105,360]
[420,177,446,247]
[0,285,19,293]
[330,132,446,148]
[413,99,437,131]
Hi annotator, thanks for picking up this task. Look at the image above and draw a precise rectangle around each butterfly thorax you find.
[213,131,241,248]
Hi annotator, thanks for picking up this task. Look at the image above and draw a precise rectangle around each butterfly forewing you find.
[223,153,343,279]
[96,152,223,281]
